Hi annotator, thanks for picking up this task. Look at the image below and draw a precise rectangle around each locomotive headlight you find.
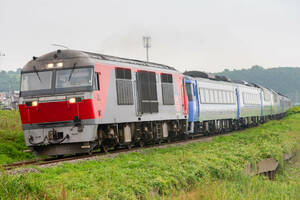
[56,62,63,67]
[47,63,54,68]
[68,97,82,104]
[69,98,76,104]
[26,101,38,107]
[32,101,38,107]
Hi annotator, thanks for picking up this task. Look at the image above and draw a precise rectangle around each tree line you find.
[216,65,300,104]
[0,69,21,92]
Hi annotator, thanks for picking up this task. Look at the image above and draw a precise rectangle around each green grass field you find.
[0,110,34,164]
[0,107,300,199]
[174,132,300,200]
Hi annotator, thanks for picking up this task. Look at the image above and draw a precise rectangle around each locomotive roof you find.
[22,49,177,72]
[83,51,177,71]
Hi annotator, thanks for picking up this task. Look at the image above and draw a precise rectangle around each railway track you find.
[1,133,229,171]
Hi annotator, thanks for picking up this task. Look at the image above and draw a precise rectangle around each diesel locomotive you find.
[19,49,291,156]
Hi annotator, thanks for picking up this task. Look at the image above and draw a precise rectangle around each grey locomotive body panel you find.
[92,59,187,125]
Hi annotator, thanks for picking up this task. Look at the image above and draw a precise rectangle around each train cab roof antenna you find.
[51,44,69,49]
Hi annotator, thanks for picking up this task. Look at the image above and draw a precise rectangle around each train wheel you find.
[114,145,119,151]
[101,145,109,153]
[184,134,189,140]
[139,140,145,147]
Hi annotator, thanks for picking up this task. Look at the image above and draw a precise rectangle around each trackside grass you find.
[0,110,34,164]
[174,134,300,200]
[0,107,300,199]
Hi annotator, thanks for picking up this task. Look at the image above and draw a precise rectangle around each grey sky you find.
[0,0,299,72]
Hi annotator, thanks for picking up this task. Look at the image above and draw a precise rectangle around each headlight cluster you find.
[68,97,82,104]
[24,97,82,106]
[47,62,63,69]
[26,101,38,107]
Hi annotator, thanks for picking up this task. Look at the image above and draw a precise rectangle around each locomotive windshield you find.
[21,71,52,91]
[20,67,94,97]
[55,68,93,88]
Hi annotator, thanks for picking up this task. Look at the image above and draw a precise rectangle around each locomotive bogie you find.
[96,119,187,150]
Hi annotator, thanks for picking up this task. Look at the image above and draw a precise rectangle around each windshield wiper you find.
[33,66,42,82]
[68,63,77,81]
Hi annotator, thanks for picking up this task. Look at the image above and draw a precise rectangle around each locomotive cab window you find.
[115,68,134,105]
[56,68,93,88]
[161,73,174,105]
[53,67,95,94]
[21,71,53,91]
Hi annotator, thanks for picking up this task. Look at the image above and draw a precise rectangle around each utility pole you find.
[143,36,151,62]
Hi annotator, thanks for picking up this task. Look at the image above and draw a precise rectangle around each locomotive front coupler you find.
[48,128,64,140]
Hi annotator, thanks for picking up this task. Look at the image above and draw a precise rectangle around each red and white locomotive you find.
[19,50,188,155]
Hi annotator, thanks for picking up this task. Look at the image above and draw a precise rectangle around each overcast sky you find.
[0,0,299,72]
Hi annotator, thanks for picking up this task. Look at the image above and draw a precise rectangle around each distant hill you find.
[215,66,300,104]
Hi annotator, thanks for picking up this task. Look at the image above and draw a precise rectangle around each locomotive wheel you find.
[56,155,64,159]
[184,134,189,140]
[114,145,119,151]
[101,145,109,153]
[139,140,145,147]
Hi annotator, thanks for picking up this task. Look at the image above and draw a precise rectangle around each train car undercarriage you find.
[27,113,286,156]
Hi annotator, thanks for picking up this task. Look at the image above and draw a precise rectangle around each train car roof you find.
[183,70,261,88]
[22,49,177,72]
[183,71,232,82]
